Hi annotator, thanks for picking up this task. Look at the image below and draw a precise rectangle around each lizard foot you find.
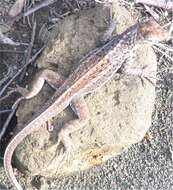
[55,142,75,172]
[0,84,27,102]
[122,65,158,86]
[46,124,76,170]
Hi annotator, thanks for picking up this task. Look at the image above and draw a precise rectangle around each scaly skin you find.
[4,19,168,190]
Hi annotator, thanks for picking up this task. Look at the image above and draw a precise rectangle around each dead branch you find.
[0,87,25,102]
[0,46,44,97]
[8,0,57,26]
[9,0,25,17]
[19,21,36,81]
[143,5,159,20]
[0,109,11,114]
[0,97,24,141]
[0,64,13,87]
[0,50,24,53]
[0,31,20,45]
[0,45,44,140]
[23,0,57,17]
[135,0,173,10]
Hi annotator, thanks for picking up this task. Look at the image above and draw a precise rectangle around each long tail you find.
[4,149,23,190]
[4,122,38,190]
[4,89,72,190]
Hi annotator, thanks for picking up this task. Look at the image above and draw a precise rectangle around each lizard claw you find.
[143,76,156,86]
[139,76,145,87]
[139,65,157,86]
[139,75,156,87]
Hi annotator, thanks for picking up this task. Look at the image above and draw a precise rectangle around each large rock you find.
[16,3,157,180]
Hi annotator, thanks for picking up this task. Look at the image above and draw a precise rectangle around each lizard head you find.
[138,19,169,43]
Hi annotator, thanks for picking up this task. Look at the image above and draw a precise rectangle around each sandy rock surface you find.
[15,2,157,182]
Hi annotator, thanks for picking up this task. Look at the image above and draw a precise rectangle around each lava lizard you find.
[4,19,168,190]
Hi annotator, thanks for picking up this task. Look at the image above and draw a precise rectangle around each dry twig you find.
[0,64,14,87]
[153,45,173,63]
[0,50,24,53]
[0,88,22,102]
[0,46,44,140]
[9,0,57,25]
[23,0,57,17]
[143,5,159,20]
[0,31,20,46]
[0,97,24,140]
[0,109,11,114]
[19,21,37,81]
[135,0,173,10]
[0,46,44,97]
[9,0,25,17]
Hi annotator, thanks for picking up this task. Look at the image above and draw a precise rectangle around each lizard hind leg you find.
[122,66,157,86]
[57,97,90,165]
[24,68,65,99]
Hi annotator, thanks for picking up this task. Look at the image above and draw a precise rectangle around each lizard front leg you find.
[121,66,156,85]
[119,51,156,85]
[58,96,89,153]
